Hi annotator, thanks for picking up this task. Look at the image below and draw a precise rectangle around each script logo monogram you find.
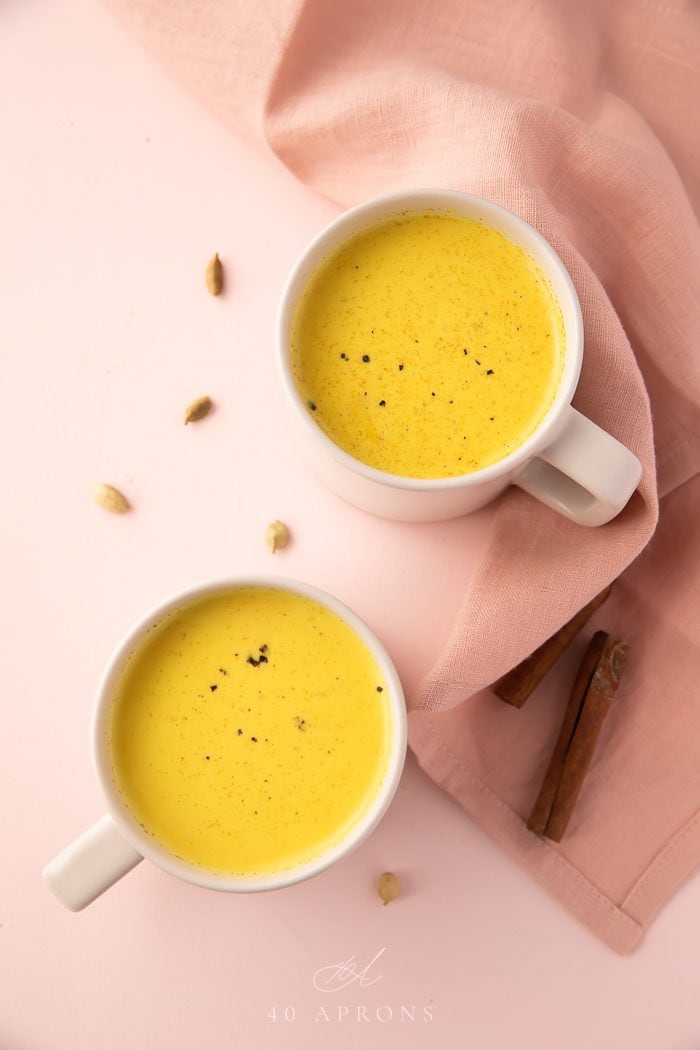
[312,948,386,993]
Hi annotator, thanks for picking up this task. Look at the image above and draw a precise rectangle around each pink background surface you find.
[1,2,698,1047]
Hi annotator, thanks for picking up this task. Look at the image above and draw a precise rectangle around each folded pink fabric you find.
[109,0,700,951]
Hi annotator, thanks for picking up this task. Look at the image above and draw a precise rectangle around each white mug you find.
[277,189,642,525]
[43,576,407,911]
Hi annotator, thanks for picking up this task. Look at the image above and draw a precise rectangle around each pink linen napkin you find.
[108,0,700,952]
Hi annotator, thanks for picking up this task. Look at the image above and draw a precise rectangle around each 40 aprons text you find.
[267,1004,434,1024]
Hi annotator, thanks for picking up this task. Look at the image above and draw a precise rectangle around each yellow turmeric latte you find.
[291,212,565,479]
[109,587,391,875]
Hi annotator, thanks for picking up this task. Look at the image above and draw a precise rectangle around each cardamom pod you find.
[205,253,224,295]
[93,482,130,514]
[377,871,399,906]
[265,520,290,553]
[184,395,213,424]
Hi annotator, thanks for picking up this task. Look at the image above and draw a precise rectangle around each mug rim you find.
[276,188,584,491]
[91,575,407,893]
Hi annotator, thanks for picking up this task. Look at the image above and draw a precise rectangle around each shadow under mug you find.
[43,576,407,910]
[277,189,642,525]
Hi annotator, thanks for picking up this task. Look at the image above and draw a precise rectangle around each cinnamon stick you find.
[527,630,630,842]
[526,632,608,835]
[494,584,613,708]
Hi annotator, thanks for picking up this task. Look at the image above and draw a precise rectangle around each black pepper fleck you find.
[251,737,258,743]
[362,354,370,363]
[307,401,317,411]
[247,653,268,667]
[398,364,404,371]
[379,399,386,407]
[237,728,243,735]
[475,359,481,365]
[209,684,217,692]
[486,369,494,375]
[377,686,383,692]
[205,755,210,760]
[463,348,468,355]
[219,667,228,675]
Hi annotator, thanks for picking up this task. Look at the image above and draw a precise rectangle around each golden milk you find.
[291,212,565,478]
[109,587,391,875]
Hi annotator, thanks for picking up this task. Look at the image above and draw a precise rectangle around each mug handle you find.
[43,814,143,911]
[514,406,642,526]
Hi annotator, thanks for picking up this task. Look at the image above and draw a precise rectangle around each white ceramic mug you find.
[277,189,642,525]
[43,576,407,911]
